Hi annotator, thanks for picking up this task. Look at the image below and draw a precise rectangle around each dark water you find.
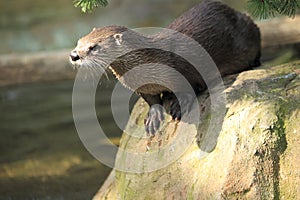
[0,79,120,199]
[0,72,141,198]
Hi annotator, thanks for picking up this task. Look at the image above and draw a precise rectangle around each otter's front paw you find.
[144,104,164,135]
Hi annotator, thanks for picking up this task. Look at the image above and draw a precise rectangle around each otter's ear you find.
[113,33,123,46]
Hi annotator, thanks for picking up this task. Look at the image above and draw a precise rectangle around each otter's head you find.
[69,25,128,69]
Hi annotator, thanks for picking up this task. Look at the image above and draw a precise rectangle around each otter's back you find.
[167,0,261,74]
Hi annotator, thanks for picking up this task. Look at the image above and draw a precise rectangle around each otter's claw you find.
[144,104,164,135]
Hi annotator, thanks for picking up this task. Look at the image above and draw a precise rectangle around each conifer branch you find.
[72,0,299,19]
[73,0,108,13]
[247,0,299,19]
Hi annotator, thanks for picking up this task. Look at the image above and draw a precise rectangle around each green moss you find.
[274,103,287,152]
[116,171,126,199]
[187,184,195,200]
[116,171,138,200]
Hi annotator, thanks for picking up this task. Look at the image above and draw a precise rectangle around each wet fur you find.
[70,0,261,134]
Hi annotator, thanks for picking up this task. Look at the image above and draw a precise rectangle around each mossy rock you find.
[94,61,300,200]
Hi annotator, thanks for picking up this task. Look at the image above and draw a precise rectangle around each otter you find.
[70,0,261,135]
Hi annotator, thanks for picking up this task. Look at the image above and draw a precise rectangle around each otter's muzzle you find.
[70,50,80,62]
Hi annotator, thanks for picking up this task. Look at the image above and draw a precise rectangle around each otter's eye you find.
[89,45,101,52]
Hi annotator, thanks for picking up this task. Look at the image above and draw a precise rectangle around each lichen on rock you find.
[94,61,300,200]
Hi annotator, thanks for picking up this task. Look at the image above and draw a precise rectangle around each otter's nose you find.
[70,51,80,61]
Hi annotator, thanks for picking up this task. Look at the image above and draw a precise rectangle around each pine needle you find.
[247,0,299,19]
[278,0,299,18]
[73,0,108,13]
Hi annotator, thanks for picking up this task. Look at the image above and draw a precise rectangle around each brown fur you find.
[71,1,260,95]
[70,0,261,134]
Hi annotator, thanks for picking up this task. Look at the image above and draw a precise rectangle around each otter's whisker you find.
[90,59,109,81]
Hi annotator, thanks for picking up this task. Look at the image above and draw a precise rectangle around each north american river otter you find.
[69,0,261,135]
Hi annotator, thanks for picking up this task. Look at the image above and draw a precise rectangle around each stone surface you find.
[94,61,300,200]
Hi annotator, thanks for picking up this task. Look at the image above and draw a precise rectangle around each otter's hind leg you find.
[162,92,195,121]
[140,93,164,135]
